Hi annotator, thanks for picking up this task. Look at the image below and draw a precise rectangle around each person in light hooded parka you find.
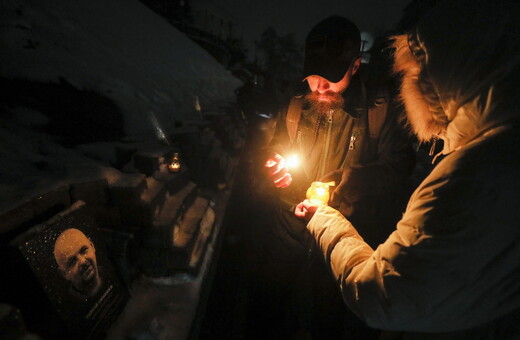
[294,0,520,338]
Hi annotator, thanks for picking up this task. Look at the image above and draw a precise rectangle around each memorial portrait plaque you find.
[15,201,127,339]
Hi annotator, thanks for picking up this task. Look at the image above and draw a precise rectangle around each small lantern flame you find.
[286,154,300,169]
[168,152,181,173]
[306,181,336,205]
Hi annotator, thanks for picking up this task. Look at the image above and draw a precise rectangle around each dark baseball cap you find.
[302,16,361,83]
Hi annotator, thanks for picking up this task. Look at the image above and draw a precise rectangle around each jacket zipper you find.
[349,129,357,150]
[320,110,334,178]
[341,117,359,169]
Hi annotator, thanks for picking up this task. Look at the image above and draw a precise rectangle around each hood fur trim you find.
[391,35,447,142]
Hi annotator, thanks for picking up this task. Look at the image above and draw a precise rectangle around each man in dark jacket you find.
[254,16,415,338]
[264,16,414,249]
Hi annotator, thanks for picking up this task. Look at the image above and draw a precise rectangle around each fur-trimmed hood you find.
[392,0,520,154]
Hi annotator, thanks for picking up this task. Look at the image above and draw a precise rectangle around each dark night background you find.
[0,0,441,339]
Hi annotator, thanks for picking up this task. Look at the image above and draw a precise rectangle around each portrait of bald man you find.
[53,228,102,299]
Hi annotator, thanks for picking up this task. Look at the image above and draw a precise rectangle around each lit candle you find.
[286,154,300,169]
[168,152,181,173]
[306,181,335,205]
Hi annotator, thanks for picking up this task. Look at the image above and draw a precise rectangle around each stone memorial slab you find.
[11,201,128,339]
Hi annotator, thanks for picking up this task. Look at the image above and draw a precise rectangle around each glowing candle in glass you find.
[168,152,181,173]
[306,181,335,205]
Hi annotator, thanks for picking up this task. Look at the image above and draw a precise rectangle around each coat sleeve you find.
[307,162,520,332]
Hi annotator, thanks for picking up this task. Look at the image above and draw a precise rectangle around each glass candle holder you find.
[306,181,335,205]
[168,152,181,173]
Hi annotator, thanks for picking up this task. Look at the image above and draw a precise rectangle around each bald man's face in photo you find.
[53,228,101,297]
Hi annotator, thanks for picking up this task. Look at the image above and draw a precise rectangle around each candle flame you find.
[286,154,300,169]
[168,153,181,173]
[306,181,336,205]
[315,187,326,197]
[168,162,180,172]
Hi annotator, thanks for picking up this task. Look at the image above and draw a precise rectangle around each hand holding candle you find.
[264,153,292,188]
[294,181,335,220]
[294,199,320,221]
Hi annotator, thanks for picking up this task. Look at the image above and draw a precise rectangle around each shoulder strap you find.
[286,97,303,144]
[368,87,389,139]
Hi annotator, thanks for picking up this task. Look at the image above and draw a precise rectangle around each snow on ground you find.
[0,0,242,212]
[1,0,241,138]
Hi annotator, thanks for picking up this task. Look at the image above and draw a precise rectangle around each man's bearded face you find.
[304,90,345,116]
[304,74,349,115]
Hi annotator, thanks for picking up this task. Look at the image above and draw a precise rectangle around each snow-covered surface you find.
[0,0,240,135]
[1,0,240,138]
[0,0,241,212]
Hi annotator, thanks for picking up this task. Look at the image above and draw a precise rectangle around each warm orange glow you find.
[286,154,300,169]
[306,181,335,205]
[265,159,277,167]
[315,187,326,197]
[168,162,180,172]
[168,153,181,173]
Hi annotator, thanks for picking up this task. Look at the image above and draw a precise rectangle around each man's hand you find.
[264,153,292,188]
[294,199,321,221]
